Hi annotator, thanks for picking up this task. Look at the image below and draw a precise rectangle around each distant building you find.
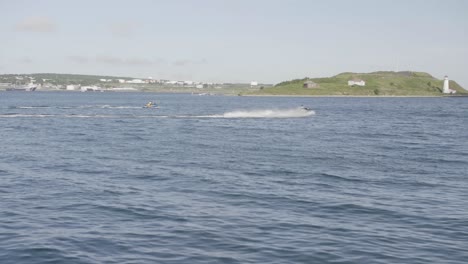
[250,81,258,87]
[127,79,144,84]
[80,85,101,92]
[303,80,318,88]
[66,85,77,91]
[348,78,366,86]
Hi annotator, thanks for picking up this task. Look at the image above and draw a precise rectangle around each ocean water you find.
[1,92,467,264]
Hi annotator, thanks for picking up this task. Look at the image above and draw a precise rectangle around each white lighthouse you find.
[443,76,450,93]
[442,76,456,94]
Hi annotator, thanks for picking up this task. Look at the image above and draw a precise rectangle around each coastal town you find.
[0,74,268,94]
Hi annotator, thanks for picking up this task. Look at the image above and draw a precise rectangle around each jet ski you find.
[300,106,312,111]
[144,101,157,108]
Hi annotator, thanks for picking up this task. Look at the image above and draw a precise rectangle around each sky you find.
[1,0,467,86]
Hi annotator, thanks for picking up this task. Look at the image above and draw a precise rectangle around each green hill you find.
[252,71,467,96]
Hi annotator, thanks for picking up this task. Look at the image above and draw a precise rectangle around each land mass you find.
[0,73,266,95]
[247,71,467,96]
[1,71,466,96]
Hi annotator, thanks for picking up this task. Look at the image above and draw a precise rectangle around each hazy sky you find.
[1,0,467,86]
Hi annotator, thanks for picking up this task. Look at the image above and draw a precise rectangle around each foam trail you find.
[77,105,143,109]
[99,105,143,109]
[0,114,169,118]
[0,108,314,119]
[17,106,51,109]
[221,108,315,118]
[7,106,51,109]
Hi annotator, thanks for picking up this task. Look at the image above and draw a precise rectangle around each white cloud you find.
[16,17,57,32]
[67,56,89,64]
[96,55,124,64]
[19,57,33,64]
[126,58,153,66]
[109,22,137,37]
[173,58,208,67]
[66,54,206,69]
[173,59,191,66]
[95,55,160,66]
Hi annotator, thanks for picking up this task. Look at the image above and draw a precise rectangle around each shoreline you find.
[241,94,447,98]
[2,89,467,98]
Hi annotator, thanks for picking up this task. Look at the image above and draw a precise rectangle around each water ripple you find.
[1,94,467,263]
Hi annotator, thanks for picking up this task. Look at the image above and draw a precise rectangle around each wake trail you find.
[216,107,315,118]
[0,108,314,119]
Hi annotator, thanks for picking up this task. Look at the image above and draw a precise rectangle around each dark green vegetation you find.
[251,71,467,96]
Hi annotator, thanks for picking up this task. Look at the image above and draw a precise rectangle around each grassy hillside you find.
[252,71,467,96]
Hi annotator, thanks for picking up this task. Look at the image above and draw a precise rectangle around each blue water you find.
[1,92,467,264]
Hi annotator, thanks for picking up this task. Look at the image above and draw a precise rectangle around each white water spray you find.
[221,107,314,118]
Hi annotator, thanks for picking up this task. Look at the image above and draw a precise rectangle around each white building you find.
[303,80,318,88]
[127,79,144,84]
[146,77,157,84]
[442,76,456,94]
[348,78,366,86]
[250,81,258,87]
[66,85,77,91]
[80,85,101,92]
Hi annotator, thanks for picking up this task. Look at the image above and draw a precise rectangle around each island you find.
[247,71,467,96]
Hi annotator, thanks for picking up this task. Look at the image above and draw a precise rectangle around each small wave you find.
[7,105,143,109]
[0,114,118,118]
[106,106,143,109]
[0,114,169,119]
[8,106,51,109]
[75,105,99,109]
[56,105,143,109]
[61,105,142,109]
[63,114,114,118]
[99,105,143,109]
[0,114,54,118]
[222,108,315,118]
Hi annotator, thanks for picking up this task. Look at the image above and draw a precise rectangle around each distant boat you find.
[6,82,37,92]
